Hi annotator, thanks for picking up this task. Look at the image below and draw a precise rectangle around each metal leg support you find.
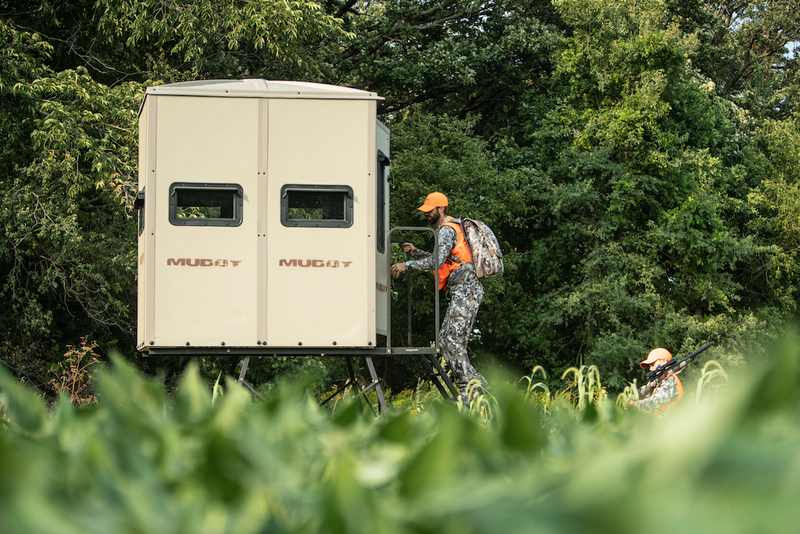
[237,355,385,415]
[237,356,265,400]
[364,356,388,414]
[319,356,367,412]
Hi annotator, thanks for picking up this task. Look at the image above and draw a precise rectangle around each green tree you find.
[481,0,800,387]
[2,0,348,84]
[701,0,800,118]
[1,21,143,386]
[321,0,564,139]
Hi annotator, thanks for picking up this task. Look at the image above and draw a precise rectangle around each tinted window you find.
[281,185,353,228]
[376,150,389,252]
[169,183,243,227]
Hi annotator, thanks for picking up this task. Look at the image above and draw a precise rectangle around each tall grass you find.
[520,365,551,407]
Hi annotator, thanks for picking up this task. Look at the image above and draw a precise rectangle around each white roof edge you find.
[144,79,383,100]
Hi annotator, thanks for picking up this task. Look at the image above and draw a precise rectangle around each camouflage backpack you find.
[457,218,504,279]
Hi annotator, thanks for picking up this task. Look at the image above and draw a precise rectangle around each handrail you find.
[385,227,440,351]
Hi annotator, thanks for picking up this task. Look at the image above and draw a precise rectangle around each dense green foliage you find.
[1,333,799,533]
[482,0,800,387]
[2,0,800,393]
[383,0,800,389]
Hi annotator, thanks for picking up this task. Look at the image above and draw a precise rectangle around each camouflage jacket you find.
[635,374,680,411]
[405,224,480,290]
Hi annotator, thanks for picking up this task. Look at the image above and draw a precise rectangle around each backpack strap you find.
[446,217,474,266]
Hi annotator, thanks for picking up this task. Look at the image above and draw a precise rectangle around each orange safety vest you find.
[655,373,684,416]
[437,217,472,290]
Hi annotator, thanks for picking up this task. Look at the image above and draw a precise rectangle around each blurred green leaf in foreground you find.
[1,334,799,534]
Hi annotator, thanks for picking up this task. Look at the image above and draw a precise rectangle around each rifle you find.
[637,342,715,398]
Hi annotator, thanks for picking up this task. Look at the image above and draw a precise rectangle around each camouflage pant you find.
[441,276,486,393]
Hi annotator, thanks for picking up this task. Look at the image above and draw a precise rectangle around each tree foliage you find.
[1,19,143,386]
[320,0,565,139]
[703,0,800,117]
[382,0,800,388]
[2,0,348,83]
[1,0,800,392]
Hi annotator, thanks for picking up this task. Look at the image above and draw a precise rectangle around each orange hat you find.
[640,348,672,368]
[418,192,448,212]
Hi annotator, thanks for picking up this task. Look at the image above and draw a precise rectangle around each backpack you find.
[456,217,504,279]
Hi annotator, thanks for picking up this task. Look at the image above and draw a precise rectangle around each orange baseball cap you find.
[418,192,448,212]
[640,348,672,368]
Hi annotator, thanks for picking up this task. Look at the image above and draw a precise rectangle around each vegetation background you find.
[2,3,800,532]
[1,0,800,396]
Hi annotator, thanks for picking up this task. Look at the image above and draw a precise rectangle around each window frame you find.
[168,182,244,227]
[280,184,354,228]
[135,188,146,236]
[376,150,390,253]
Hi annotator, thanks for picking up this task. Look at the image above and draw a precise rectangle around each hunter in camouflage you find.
[390,192,488,398]
[631,347,684,413]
